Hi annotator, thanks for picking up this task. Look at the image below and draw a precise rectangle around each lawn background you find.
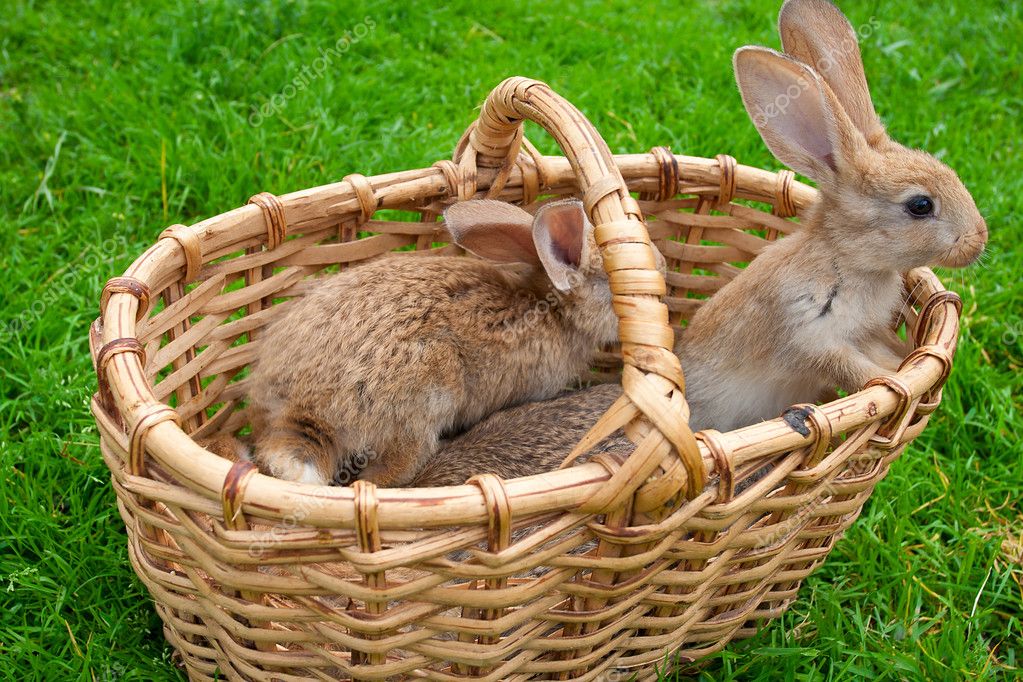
[1,0,1020,679]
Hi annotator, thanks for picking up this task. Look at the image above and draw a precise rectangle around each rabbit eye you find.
[905,195,935,218]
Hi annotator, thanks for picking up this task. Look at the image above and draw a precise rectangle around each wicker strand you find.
[516,136,547,205]
[431,159,464,200]
[95,337,146,429]
[641,146,679,203]
[343,173,379,226]
[221,460,257,531]
[352,480,387,673]
[779,403,834,469]
[101,276,151,323]
[769,169,797,242]
[773,169,797,219]
[900,344,954,406]
[247,191,287,250]
[128,403,181,477]
[484,125,525,199]
[159,224,203,283]
[242,193,285,341]
[96,337,146,383]
[714,154,738,210]
[662,164,715,321]
[863,375,917,446]
[467,474,512,674]
[158,278,205,432]
[914,290,963,345]
[695,430,735,505]
[217,460,276,653]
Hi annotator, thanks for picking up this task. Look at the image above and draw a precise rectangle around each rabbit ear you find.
[734,46,861,184]
[532,199,591,293]
[778,0,885,144]
[443,200,541,265]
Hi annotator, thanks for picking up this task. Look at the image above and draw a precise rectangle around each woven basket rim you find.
[92,150,960,529]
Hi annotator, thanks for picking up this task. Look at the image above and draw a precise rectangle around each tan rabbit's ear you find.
[734,46,860,184]
[778,0,885,144]
[532,199,590,293]
[443,200,541,265]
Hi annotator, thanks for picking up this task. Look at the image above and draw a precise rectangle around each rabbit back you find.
[410,382,628,487]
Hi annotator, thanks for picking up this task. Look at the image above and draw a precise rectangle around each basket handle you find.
[452,77,705,509]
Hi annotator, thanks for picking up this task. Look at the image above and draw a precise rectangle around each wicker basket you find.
[91,77,961,681]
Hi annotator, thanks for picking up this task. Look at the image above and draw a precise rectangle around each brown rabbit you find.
[245,199,625,487]
[411,383,773,496]
[409,383,627,487]
[677,0,987,432]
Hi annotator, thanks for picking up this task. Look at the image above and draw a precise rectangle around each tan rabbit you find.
[245,198,624,487]
[405,0,988,488]
[676,0,987,432]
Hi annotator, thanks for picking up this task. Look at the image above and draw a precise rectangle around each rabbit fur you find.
[244,198,625,487]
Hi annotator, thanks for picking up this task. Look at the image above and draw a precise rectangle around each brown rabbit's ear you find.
[734,46,859,184]
[532,199,590,293]
[778,0,885,144]
[443,200,541,266]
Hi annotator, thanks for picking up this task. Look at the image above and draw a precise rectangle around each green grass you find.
[1,0,1020,679]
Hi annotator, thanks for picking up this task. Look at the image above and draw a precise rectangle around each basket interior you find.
[138,185,814,443]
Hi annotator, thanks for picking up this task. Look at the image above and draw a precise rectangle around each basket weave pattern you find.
[91,78,961,680]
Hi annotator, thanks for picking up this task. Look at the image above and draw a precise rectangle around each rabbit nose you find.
[974,216,989,243]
